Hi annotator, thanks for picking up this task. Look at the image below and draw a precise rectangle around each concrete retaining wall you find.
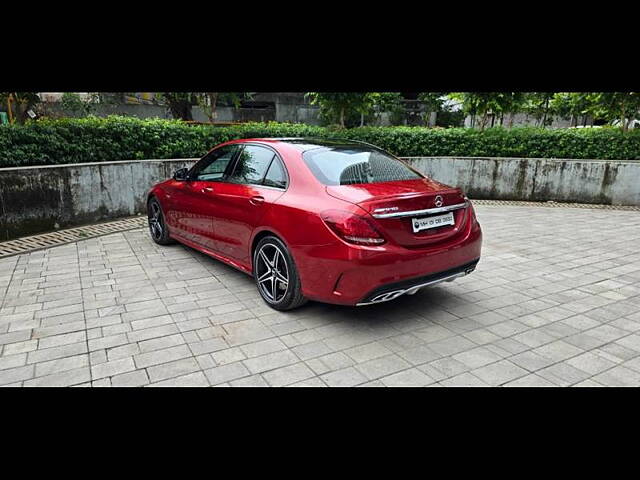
[404,157,640,207]
[0,159,198,241]
[1,156,638,241]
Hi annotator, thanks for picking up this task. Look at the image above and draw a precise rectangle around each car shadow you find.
[174,241,461,329]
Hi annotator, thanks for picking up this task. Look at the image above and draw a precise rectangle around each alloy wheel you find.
[256,243,289,303]
[148,201,164,240]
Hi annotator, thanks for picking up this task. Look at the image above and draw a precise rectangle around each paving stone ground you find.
[1,205,639,387]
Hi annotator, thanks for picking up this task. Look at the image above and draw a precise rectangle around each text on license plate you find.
[412,212,454,233]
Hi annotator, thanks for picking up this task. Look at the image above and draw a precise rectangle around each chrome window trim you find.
[250,183,287,192]
[371,201,469,219]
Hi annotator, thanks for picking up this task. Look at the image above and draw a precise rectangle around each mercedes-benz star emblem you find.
[434,195,444,208]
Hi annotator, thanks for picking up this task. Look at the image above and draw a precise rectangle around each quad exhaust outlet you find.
[357,266,476,306]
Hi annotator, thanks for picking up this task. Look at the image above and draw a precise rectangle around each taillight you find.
[321,209,385,246]
[465,196,479,227]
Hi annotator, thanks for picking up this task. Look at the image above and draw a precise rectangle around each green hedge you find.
[1,116,639,168]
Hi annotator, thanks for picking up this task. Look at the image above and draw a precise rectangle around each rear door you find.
[210,144,287,262]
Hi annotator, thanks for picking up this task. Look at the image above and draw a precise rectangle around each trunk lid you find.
[326,178,469,248]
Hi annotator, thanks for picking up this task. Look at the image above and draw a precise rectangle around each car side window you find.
[227,145,275,185]
[190,145,238,181]
[263,156,288,189]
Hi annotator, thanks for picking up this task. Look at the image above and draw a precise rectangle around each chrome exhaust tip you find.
[368,290,406,303]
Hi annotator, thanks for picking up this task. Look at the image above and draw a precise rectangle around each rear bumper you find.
[356,258,479,306]
[294,217,482,306]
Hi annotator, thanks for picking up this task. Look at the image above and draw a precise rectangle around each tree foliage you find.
[307,92,417,127]
[550,93,596,127]
[157,92,253,122]
[589,92,640,132]
[417,92,449,124]
[306,92,374,127]
[550,92,640,131]
[157,92,198,120]
[371,93,405,125]
[450,92,640,131]
[449,92,526,130]
[195,92,252,122]
[522,93,556,127]
[59,93,98,117]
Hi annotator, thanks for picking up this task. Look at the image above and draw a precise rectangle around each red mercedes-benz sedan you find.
[147,138,482,310]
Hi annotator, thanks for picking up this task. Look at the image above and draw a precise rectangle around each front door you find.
[169,144,239,248]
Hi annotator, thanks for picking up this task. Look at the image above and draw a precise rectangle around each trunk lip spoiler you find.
[371,200,469,219]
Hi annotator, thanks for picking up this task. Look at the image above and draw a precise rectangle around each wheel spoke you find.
[258,271,273,284]
[149,219,159,237]
[271,275,277,300]
[259,249,273,268]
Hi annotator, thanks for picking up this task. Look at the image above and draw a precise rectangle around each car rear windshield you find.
[302,147,422,186]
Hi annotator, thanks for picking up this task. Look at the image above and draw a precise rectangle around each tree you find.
[589,92,640,132]
[157,92,198,120]
[371,92,405,125]
[195,92,252,122]
[547,92,640,131]
[306,92,411,127]
[0,92,41,124]
[498,92,526,127]
[417,92,448,126]
[523,92,556,127]
[550,93,595,127]
[449,92,525,130]
[60,92,98,117]
[306,93,376,127]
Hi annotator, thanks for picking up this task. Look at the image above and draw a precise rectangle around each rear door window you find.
[227,145,276,185]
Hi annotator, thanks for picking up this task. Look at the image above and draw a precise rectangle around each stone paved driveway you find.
[1,205,640,387]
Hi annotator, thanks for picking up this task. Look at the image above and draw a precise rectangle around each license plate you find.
[412,212,454,233]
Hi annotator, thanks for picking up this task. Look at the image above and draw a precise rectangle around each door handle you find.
[249,195,265,206]
[201,186,214,194]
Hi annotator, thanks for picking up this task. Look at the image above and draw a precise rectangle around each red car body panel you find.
[148,138,482,306]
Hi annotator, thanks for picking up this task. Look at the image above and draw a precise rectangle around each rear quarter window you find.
[263,157,288,189]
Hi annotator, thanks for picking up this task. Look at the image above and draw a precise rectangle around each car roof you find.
[239,137,375,152]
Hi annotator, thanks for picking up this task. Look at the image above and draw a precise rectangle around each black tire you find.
[147,197,174,245]
[253,235,307,311]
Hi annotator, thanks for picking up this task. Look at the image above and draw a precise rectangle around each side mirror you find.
[173,168,189,181]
